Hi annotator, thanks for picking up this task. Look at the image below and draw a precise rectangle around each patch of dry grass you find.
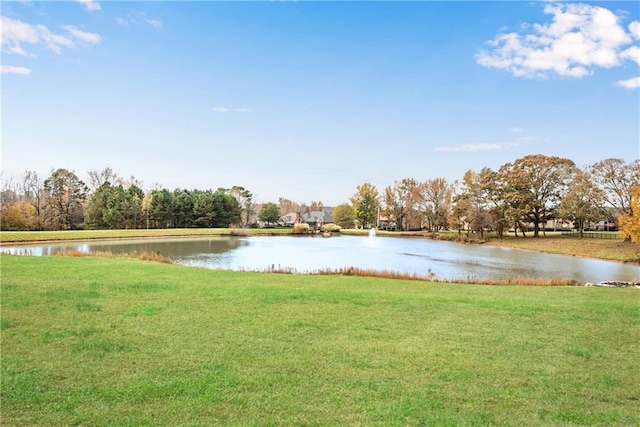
[54,249,171,263]
[313,266,577,286]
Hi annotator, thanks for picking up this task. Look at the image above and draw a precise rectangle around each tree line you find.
[1,155,638,241]
[337,155,639,241]
[0,167,253,231]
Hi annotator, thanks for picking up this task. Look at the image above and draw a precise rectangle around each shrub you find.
[321,223,341,233]
[229,228,251,236]
[293,223,310,234]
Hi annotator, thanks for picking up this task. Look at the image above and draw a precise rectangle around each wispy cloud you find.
[61,25,101,44]
[1,65,32,75]
[76,0,101,12]
[213,107,251,113]
[476,3,640,88]
[116,11,161,29]
[510,127,526,133]
[434,143,517,153]
[1,16,100,58]
[145,18,162,29]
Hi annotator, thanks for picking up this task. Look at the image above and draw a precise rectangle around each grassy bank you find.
[486,235,640,264]
[0,228,292,243]
[2,255,639,425]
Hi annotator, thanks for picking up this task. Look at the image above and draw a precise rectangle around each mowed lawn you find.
[1,255,639,426]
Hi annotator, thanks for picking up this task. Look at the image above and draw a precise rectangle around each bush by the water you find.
[321,223,341,233]
[293,223,310,234]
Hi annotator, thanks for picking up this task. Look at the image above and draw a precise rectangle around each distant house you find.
[378,219,397,231]
[541,218,574,231]
[303,208,334,228]
[586,220,618,231]
[279,207,334,228]
[279,212,299,227]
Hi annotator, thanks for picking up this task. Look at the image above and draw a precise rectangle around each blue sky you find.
[2,1,639,206]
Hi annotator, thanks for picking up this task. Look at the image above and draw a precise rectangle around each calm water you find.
[2,235,639,284]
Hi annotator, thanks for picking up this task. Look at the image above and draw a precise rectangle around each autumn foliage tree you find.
[589,158,640,217]
[21,171,45,230]
[560,169,606,238]
[498,154,576,237]
[618,186,640,243]
[458,170,492,238]
[590,158,640,240]
[415,178,450,232]
[0,200,36,231]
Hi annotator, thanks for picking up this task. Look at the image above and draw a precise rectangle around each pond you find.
[3,235,638,284]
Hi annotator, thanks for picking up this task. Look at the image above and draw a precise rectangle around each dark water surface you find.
[3,235,638,284]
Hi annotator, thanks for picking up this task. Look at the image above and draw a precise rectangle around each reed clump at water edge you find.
[52,251,577,285]
[54,249,171,264]
[237,264,578,286]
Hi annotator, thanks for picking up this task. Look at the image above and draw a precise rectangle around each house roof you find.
[280,207,334,224]
[303,207,333,223]
[279,212,298,223]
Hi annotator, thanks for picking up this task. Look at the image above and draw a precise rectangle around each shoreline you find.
[1,230,639,266]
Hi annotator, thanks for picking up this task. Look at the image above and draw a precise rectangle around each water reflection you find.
[1,237,246,258]
[2,235,638,284]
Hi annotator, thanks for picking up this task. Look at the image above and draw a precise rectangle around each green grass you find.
[0,227,293,243]
[2,255,639,425]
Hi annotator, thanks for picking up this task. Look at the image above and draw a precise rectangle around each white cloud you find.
[213,107,230,113]
[61,25,101,45]
[1,16,100,57]
[1,65,32,75]
[434,143,514,153]
[615,77,640,89]
[510,127,526,133]
[116,11,161,29]
[630,21,640,40]
[620,45,640,66]
[76,0,101,12]
[476,3,639,80]
[145,18,162,29]
[1,16,41,56]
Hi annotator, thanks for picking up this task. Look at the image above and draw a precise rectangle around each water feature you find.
[368,227,376,238]
[2,235,638,284]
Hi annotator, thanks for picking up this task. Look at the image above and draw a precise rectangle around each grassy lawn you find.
[0,228,293,243]
[2,255,639,425]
